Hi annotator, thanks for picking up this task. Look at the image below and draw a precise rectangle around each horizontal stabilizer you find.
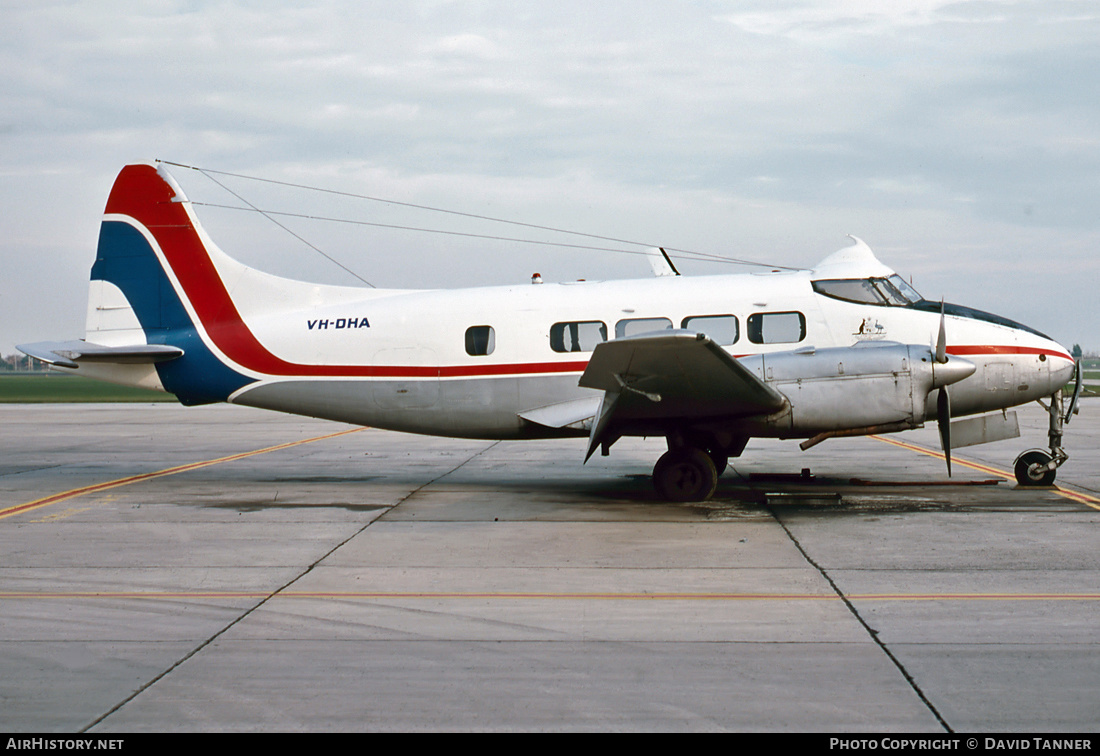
[518,396,601,431]
[18,340,184,369]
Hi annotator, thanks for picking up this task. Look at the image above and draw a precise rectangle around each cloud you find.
[2,0,1099,354]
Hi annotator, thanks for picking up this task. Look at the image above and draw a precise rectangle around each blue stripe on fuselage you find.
[91,220,254,405]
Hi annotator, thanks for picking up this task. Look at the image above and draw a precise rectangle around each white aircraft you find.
[19,162,1081,501]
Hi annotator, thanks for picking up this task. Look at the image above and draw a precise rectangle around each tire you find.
[1014,450,1056,486]
[706,448,729,477]
[653,447,718,502]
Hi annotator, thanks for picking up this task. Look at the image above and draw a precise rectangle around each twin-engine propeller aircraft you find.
[20,163,1082,501]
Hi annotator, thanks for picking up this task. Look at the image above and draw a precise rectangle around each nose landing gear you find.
[1014,367,1080,487]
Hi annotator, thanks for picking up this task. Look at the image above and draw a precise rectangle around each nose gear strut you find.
[1014,362,1079,487]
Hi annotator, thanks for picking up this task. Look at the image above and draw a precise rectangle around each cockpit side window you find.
[812,279,887,305]
[812,275,922,306]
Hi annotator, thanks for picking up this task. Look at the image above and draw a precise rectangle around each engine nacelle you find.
[737,342,973,436]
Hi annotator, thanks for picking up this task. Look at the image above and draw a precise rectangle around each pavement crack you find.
[767,506,954,734]
[79,440,499,733]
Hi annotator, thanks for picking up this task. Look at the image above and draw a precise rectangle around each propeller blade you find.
[935,300,947,364]
[937,386,952,476]
[1065,359,1083,424]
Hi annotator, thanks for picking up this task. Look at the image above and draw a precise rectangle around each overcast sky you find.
[3,0,1098,356]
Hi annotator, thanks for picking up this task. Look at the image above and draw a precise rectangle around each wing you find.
[578,330,786,460]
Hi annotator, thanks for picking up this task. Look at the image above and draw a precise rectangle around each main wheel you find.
[653,447,718,502]
[1014,450,1056,486]
[706,448,729,477]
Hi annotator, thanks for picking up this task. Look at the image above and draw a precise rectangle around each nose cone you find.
[1049,349,1077,389]
[931,354,976,388]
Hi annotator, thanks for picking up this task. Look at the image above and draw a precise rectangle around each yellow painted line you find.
[871,435,1012,479]
[1052,486,1100,508]
[1,591,1098,602]
[30,506,94,523]
[870,435,1100,511]
[0,427,365,521]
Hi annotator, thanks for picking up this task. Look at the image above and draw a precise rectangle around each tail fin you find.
[87,163,254,405]
[29,162,383,403]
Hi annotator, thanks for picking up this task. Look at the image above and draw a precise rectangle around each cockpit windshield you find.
[812,275,923,306]
[812,274,1053,339]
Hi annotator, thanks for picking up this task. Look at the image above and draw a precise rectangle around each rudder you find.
[88,163,254,405]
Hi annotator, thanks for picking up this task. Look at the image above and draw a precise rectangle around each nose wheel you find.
[1014,449,1057,487]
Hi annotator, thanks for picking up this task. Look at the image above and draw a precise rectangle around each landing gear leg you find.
[1014,389,1069,486]
[683,431,748,479]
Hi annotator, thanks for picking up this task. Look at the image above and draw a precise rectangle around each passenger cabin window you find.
[681,315,738,345]
[615,317,672,339]
[747,312,806,344]
[812,275,922,306]
[465,325,496,356]
[550,321,607,353]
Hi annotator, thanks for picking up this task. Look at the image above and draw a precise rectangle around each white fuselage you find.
[212,268,1073,439]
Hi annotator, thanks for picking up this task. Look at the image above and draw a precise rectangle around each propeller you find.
[934,301,952,475]
[1065,359,1083,424]
[936,300,947,364]
[937,372,952,476]
[925,301,975,477]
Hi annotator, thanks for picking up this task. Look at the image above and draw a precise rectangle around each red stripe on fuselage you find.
[947,345,1073,362]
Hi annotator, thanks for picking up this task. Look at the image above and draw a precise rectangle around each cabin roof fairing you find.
[811,236,897,281]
